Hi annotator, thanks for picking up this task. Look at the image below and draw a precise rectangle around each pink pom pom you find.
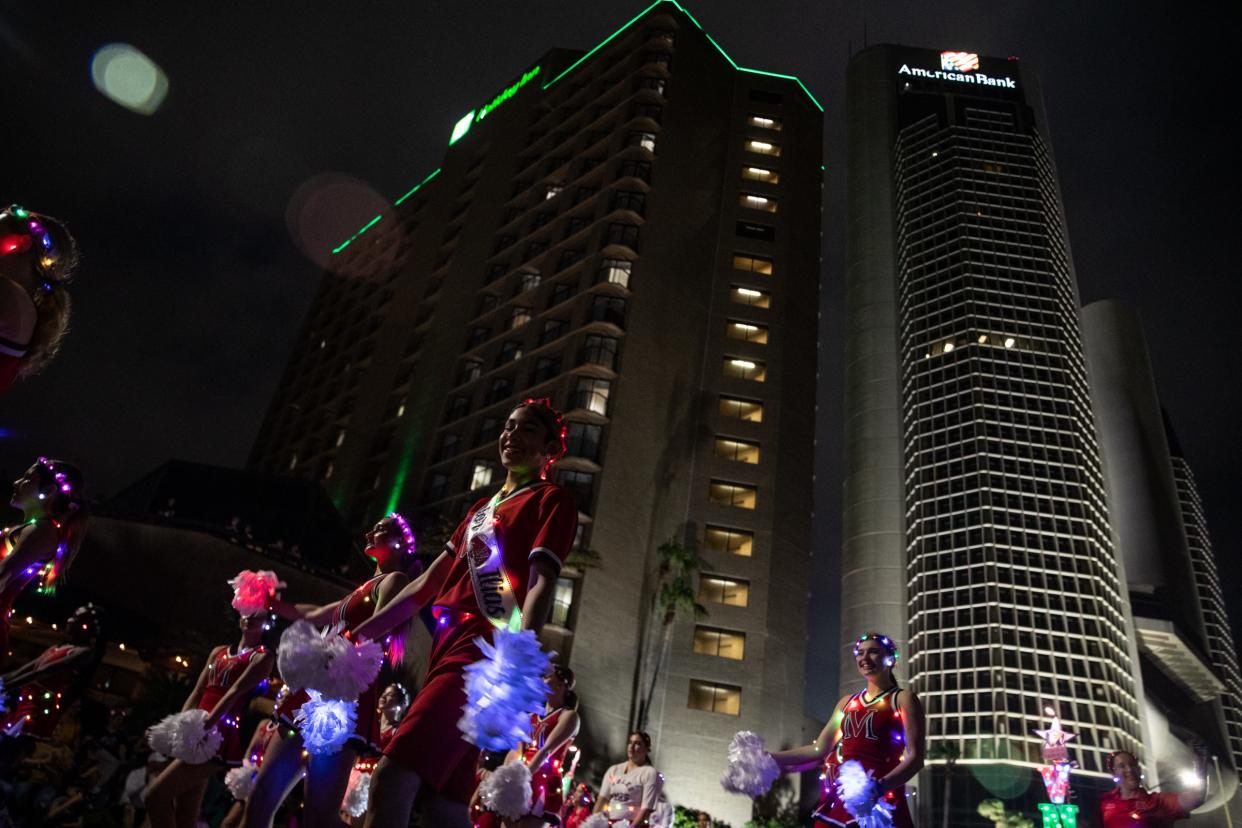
[229,570,285,616]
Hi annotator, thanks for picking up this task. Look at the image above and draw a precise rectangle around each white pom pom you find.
[477,761,533,820]
[579,816,617,828]
[277,621,383,700]
[836,759,895,828]
[720,730,780,796]
[147,709,223,764]
[294,691,357,755]
[457,629,551,751]
[224,765,257,801]
[342,769,371,817]
[229,570,285,617]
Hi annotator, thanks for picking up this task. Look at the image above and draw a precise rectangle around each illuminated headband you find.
[2,205,64,290]
[516,397,567,477]
[853,633,900,667]
[386,682,411,708]
[31,457,84,596]
[387,512,416,554]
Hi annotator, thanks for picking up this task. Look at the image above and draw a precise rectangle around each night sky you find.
[2,2,1236,721]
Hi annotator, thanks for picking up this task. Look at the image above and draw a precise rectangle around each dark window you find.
[735,221,776,242]
[580,335,619,370]
[433,433,460,463]
[524,240,548,261]
[548,282,576,308]
[749,88,783,104]
[540,319,568,345]
[618,160,652,183]
[530,356,561,385]
[502,207,521,224]
[424,473,448,502]
[631,103,663,122]
[605,223,640,251]
[467,326,490,348]
[557,248,585,271]
[556,469,596,515]
[532,210,555,229]
[573,186,599,205]
[495,340,522,367]
[565,422,602,462]
[444,396,470,423]
[565,217,591,238]
[589,296,627,328]
[642,53,672,71]
[636,77,666,95]
[611,190,646,216]
[494,235,515,254]
[577,158,601,177]
[486,263,508,282]
[546,156,568,174]
[477,417,502,445]
[456,359,482,386]
[485,376,513,404]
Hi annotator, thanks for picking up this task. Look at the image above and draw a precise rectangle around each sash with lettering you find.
[464,489,521,628]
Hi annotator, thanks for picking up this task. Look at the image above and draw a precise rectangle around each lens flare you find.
[90,44,169,115]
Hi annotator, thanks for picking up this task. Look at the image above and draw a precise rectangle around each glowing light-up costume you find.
[814,687,913,827]
[1098,788,1190,828]
[274,574,388,751]
[472,707,577,827]
[199,644,268,766]
[0,643,78,738]
[385,480,578,803]
[0,524,52,653]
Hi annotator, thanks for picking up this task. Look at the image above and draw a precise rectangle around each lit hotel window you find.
[572,376,611,416]
[732,253,773,276]
[545,185,563,200]
[520,271,542,292]
[742,166,780,184]
[336,429,346,447]
[510,307,531,329]
[723,358,766,382]
[745,139,780,157]
[288,454,298,470]
[470,462,495,491]
[714,437,760,464]
[718,396,764,423]
[599,258,632,288]
[549,577,575,628]
[323,462,334,480]
[747,114,782,131]
[727,320,768,344]
[704,525,754,557]
[708,480,757,509]
[729,285,770,309]
[688,680,741,715]
[693,626,746,660]
[740,193,777,213]
[699,575,750,607]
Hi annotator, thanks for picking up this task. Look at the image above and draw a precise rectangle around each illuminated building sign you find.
[476,65,541,121]
[898,49,1016,88]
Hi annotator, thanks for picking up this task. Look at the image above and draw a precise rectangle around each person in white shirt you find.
[595,732,662,827]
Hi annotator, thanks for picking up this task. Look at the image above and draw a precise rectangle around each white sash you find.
[464,491,521,628]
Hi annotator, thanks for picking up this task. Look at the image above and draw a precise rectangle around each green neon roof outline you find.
[542,0,823,113]
[332,168,442,254]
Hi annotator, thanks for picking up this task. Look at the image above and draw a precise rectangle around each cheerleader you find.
[1,604,104,739]
[221,719,281,828]
[1,457,88,654]
[0,204,80,394]
[349,398,579,828]
[241,515,418,828]
[342,683,411,826]
[769,633,924,827]
[561,785,593,828]
[1099,750,1204,826]
[473,664,581,827]
[143,606,276,828]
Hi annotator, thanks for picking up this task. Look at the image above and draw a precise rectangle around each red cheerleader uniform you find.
[0,525,50,654]
[815,686,914,828]
[275,574,387,751]
[472,708,576,827]
[199,644,268,766]
[1099,788,1191,827]
[1,644,79,738]
[385,480,578,803]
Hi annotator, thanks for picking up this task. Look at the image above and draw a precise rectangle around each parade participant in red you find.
[473,664,581,827]
[221,720,282,828]
[1099,750,1204,827]
[561,785,593,828]
[342,683,411,826]
[0,204,79,394]
[350,398,578,828]
[769,633,924,827]
[1,457,88,654]
[144,605,275,828]
[241,515,419,828]
[1,604,103,739]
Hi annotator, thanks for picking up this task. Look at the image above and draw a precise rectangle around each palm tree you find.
[635,538,706,730]
[929,740,961,828]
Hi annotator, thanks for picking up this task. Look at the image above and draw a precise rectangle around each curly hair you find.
[19,211,80,379]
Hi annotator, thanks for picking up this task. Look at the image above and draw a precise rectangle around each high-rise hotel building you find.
[842,45,1143,817]
[251,3,823,822]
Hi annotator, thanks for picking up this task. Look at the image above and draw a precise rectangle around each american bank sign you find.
[898,50,1017,88]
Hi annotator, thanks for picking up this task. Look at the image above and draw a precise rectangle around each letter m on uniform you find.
[841,709,878,741]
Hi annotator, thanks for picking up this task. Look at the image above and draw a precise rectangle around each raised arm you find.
[269,595,344,626]
[771,695,848,773]
[203,650,276,729]
[524,709,579,772]
[2,645,93,689]
[878,688,925,793]
[352,551,453,642]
